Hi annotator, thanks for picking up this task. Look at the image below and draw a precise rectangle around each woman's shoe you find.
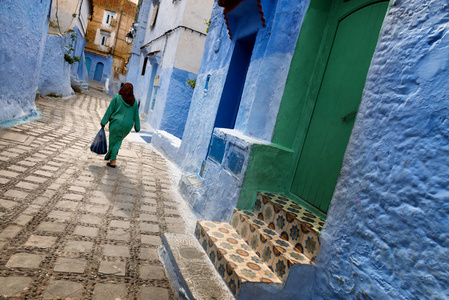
[107,162,116,168]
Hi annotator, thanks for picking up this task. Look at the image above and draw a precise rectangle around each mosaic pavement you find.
[0,92,183,299]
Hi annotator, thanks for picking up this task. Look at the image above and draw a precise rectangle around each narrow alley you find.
[1,0,449,299]
[0,91,182,299]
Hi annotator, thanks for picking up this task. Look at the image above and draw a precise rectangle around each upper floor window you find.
[47,0,54,20]
[103,11,117,26]
[149,3,159,28]
[100,30,111,46]
[141,57,148,76]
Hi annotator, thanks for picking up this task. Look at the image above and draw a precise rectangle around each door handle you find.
[342,110,358,122]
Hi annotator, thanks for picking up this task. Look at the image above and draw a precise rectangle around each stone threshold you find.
[159,233,235,300]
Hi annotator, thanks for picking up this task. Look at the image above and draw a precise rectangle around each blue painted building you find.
[38,0,92,97]
[38,34,76,97]
[312,0,449,298]
[70,25,91,92]
[126,0,214,139]
[84,52,114,84]
[177,0,307,220]
[163,0,449,299]
[0,0,52,124]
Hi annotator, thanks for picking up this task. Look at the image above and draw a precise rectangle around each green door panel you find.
[291,0,389,212]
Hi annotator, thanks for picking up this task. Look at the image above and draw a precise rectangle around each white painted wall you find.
[127,0,213,139]
[183,0,214,33]
[75,0,91,37]
[49,0,91,36]
[174,29,207,74]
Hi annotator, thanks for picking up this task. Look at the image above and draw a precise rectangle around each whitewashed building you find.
[126,0,214,150]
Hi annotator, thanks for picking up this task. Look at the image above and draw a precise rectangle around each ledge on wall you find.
[151,130,181,163]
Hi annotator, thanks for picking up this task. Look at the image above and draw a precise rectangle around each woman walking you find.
[101,82,140,168]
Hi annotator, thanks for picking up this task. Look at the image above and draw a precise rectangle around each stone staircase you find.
[195,192,325,297]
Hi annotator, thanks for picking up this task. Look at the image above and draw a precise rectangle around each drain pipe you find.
[112,10,123,55]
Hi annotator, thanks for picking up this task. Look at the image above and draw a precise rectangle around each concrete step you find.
[195,221,282,297]
[159,233,235,300]
[254,192,325,262]
[230,209,313,281]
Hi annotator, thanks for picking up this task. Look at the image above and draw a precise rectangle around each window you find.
[99,30,111,46]
[141,57,148,76]
[103,11,117,25]
[47,0,54,20]
[149,3,159,27]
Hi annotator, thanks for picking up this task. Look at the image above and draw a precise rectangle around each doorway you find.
[214,33,256,129]
[144,63,159,115]
[291,0,389,213]
[85,57,91,76]
[200,33,257,177]
[94,62,104,82]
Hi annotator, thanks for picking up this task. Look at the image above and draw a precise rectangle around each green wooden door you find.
[291,0,389,212]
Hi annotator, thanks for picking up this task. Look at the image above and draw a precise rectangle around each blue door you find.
[94,62,104,82]
[144,63,158,114]
[85,57,91,76]
[214,33,256,129]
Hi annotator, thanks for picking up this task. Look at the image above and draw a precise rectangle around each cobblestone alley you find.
[0,92,182,299]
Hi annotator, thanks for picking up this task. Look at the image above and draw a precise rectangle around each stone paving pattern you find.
[0,93,184,299]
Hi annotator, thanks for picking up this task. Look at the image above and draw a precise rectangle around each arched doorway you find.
[94,62,104,82]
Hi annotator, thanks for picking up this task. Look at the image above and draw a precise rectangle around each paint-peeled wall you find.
[39,34,75,98]
[0,0,51,123]
[313,1,449,299]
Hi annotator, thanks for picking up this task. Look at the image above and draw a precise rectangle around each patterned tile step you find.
[254,192,324,261]
[231,209,313,281]
[195,220,282,297]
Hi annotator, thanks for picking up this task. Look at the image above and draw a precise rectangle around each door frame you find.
[276,0,390,215]
[94,62,104,82]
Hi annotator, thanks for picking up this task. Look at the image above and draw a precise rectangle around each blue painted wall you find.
[71,26,89,84]
[84,51,113,84]
[38,34,74,97]
[214,33,256,129]
[0,0,51,123]
[126,0,152,87]
[175,0,311,224]
[177,0,308,175]
[128,43,196,140]
[126,0,211,142]
[312,1,449,299]
[159,67,196,139]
